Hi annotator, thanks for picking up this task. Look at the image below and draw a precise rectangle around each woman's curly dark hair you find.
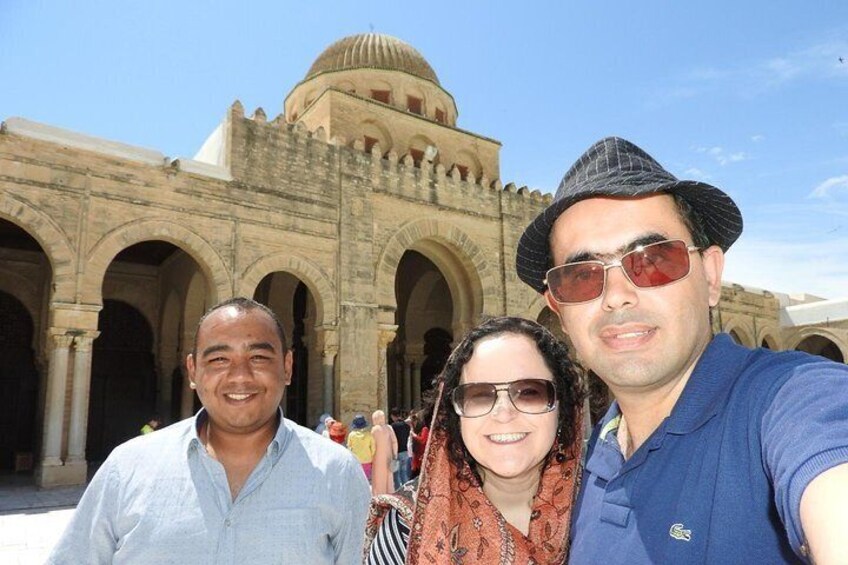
[423,316,586,482]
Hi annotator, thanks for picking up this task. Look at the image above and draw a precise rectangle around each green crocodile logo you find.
[669,523,692,542]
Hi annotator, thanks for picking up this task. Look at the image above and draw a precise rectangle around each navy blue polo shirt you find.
[569,334,848,564]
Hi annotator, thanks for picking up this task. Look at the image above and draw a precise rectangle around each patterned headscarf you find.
[404,385,582,565]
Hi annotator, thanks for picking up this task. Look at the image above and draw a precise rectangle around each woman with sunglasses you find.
[365,316,585,564]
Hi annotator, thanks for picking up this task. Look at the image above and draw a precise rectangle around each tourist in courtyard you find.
[139,415,160,435]
[347,414,376,479]
[48,297,370,564]
[329,419,348,445]
[515,136,848,563]
[389,407,411,488]
[365,316,585,564]
[370,410,397,495]
[314,411,332,435]
[407,410,430,480]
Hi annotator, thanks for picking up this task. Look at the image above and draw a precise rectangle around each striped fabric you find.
[366,508,411,565]
[515,137,743,293]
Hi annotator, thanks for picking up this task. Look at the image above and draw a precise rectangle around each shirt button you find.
[224,519,232,527]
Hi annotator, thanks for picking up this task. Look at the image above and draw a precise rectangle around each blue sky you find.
[2,1,847,298]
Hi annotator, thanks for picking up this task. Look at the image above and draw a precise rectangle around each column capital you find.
[378,324,398,349]
[49,331,75,349]
[314,325,339,351]
[72,331,101,352]
[406,342,425,359]
[322,346,339,363]
[407,354,426,366]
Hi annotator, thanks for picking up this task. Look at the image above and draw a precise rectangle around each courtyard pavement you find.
[0,476,84,565]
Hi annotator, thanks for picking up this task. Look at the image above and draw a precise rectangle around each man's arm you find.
[800,463,848,564]
[331,454,372,564]
[761,357,848,562]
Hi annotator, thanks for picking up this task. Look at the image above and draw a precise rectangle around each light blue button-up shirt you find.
[48,409,371,564]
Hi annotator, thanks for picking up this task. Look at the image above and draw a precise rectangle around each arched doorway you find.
[254,272,317,426]
[87,300,156,462]
[390,251,454,409]
[420,328,452,396]
[0,219,51,476]
[796,335,844,363]
[89,240,212,460]
[0,292,39,472]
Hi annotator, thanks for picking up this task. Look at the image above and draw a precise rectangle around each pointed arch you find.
[238,252,335,327]
[0,193,76,302]
[81,219,231,305]
[721,315,755,348]
[788,329,847,363]
[376,218,499,334]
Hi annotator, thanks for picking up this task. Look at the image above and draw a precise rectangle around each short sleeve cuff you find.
[788,446,848,556]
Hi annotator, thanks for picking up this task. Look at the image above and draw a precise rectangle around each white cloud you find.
[723,235,848,299]
[654,37,848,102]
[695,145,748,166]
[810,175,848,198]
[763,57,802,84]
[683,167,711,180]
[721,152,747,165]
[751,134,765,142]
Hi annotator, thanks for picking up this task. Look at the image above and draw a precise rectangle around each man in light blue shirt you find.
[49,297,371,564]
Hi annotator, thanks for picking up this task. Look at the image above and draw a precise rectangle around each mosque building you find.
[1,33,845,487]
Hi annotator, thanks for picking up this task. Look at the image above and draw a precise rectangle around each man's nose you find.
[228,355,254,378]
[602,265,638,311]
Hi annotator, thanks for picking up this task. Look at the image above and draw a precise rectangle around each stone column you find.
[403,360,412,408]
[322,347,338,415]
[411,360,423,408]
[180,351,195,419]
[377,325,398,411]
[40,332,74,467]
[66,331,99,475]
[157,349,178,422]
[406,343,425,409]
[315,326,339,416]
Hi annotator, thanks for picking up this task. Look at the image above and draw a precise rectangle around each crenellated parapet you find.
[218,103,539,222]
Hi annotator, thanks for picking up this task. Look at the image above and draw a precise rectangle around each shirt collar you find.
[590,333,753,441]
[664,333,753,435]
[185,406,289,460]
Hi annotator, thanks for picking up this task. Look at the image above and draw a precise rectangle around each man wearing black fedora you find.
[516,137,848,564]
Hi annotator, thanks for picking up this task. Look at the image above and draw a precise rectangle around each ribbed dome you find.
[306,33,440,85]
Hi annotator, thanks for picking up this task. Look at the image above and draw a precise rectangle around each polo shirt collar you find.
[185,407,290,461]
[664,333,752,435]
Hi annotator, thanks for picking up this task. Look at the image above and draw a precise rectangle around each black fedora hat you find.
[516,137,743,293]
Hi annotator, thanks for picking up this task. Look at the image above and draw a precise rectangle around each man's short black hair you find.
[192,297,288,357]
[671,193,711,249]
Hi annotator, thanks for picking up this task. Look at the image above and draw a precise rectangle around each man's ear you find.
[283,349,294,386]
[700,245,725,307]
[544,291,568,335]
[186,352,196,376]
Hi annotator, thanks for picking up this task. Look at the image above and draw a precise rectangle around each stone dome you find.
[305,33,440,85]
